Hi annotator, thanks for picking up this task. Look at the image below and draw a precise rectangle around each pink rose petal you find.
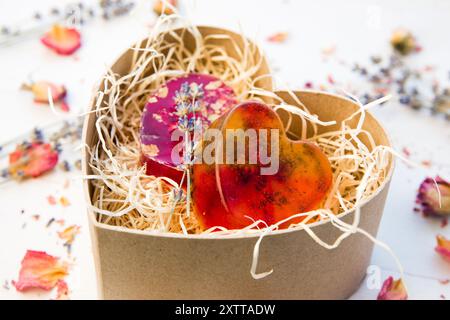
[13,250,68,292]
[377,276,408,300]
[41,24,81,56]
[267,32,289,43]
[416,176,450,217]
[436,235,450,263]
[55,280,70,300]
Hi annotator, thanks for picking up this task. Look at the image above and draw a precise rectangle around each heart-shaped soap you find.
[140,73,237,183]
[191,101,333,230]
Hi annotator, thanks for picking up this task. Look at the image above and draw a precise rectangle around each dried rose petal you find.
[377,276,408,300]
[13,250,68,292]
[416,176,450,217]
[58,225,80,246]
[436,235,450,263]
[267,32,289,43]
[9,142,59,179]
[47,195,57,205]
[30,81,66,103]
[153,0,177,15]
[55,280,69,300]
[41,24,81,55]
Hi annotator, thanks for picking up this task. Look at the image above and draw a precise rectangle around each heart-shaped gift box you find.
[82,26,394,299]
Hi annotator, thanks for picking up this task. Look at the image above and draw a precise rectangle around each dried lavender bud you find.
[33,12,42,20]
[32,128,44,142]
[54,142,63,153]
[1,26,10,35]
[50,7,60,15]
[380,67,390,76]
[399,95,411,105]
[410,87,419,96]
[60,160,71,172]
[1,169,9,178]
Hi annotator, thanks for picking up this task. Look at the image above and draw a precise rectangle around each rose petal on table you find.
[58,225,80,245]
[390,28,417,56]
[59,196,71,207]
[416,176,450,217]
[60,100,70,112]
[54,280,69,300]
[41,24,81,55]
[267,32,289,43]
[27,81,67,104]
[8,142,59,179]
[153,0,177,15]
[47,195,57,205]
[13,250,68,292]
[377,276,408,300]
[436,235,450,263]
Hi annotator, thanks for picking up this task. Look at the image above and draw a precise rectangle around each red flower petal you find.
[41,24,81,56]
[47,195,57,205]
[29,81,67,104]
[13,250,68,292]
[436,235,450,263]
[153,0,177,15]
[55,280,70,300]
[416,176,450,217]
[9,142,59,179]
[377,277,408,300]
[267,32,289,43]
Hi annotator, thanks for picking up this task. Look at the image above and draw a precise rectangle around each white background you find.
[0,0,449,299]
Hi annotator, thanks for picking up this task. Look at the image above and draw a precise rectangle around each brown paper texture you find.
[82,26,394,300]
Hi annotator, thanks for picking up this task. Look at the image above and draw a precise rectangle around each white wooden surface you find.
[0,0,449,299]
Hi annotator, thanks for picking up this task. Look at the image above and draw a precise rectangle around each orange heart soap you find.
[191,101,333,230]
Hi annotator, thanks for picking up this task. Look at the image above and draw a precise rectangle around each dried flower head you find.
[416,176,450,217]
[390,29,417,56]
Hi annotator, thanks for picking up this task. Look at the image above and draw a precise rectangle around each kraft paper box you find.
[82,26,394,300]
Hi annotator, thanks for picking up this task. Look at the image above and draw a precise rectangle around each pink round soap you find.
[140,73,237,184]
